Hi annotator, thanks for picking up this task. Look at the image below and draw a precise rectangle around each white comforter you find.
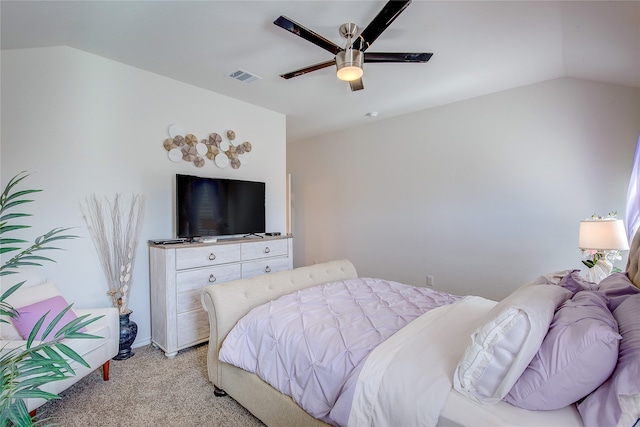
[348,296,497,427]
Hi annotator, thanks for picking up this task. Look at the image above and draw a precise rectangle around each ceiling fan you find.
[273,0,433,92]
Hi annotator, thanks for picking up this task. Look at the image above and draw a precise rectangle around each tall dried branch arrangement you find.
[80,194,145,314]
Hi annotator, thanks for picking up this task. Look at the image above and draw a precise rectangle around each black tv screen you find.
[176,174,265,238]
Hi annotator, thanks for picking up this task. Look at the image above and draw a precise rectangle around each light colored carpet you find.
[36,344,265,427]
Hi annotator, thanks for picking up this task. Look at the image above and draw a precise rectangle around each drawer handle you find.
[209,253,216,261]
[265,266,272,273]
[264,247,270,254]
[209,274,216,283]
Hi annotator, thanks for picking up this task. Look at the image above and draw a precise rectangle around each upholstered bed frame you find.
[201,259,357,427]
[625,229,640,287]
[201,232,640,427]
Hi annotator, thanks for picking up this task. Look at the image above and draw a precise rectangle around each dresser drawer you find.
[241,257,291,279]
[176,264,241,313]
[177,309,209,348]
[176,264,241,292]
[241,239,288,261]
[175,243,240,270]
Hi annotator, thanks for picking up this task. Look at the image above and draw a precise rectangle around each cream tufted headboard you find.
[626,230,640,289]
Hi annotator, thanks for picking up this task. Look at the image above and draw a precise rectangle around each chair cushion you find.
[65,308,116,358]
[11,295,82,340]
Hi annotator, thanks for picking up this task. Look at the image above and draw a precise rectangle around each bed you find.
[201,236,640,427]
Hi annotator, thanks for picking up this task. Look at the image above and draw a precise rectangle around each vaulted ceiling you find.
[2,1,639,143]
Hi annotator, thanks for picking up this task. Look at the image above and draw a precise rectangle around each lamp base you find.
[586,259,613,284]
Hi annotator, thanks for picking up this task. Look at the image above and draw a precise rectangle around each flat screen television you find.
[176,174,265,239]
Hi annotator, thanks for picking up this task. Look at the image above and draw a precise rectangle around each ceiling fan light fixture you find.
[275,2,431,90]
[336,49,363,82]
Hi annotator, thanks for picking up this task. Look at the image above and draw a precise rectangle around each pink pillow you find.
[505,291,620,410]
[10,295,80,340]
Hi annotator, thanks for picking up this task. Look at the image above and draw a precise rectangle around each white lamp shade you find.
[578,219,630,250]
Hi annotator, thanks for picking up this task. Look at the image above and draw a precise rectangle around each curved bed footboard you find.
[201,259,357,426]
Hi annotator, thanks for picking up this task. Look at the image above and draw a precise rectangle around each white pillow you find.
[453,284,571,403]
[0,281,63,340]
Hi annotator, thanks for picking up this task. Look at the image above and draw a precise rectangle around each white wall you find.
[1,46,287,346]
[288,77,640,301]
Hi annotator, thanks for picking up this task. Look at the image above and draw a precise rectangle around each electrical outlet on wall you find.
[426,275,435,287]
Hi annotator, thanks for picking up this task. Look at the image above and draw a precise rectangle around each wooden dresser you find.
[149,235,293,358]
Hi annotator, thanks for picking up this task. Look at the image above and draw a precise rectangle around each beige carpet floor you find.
[36,343,265,427]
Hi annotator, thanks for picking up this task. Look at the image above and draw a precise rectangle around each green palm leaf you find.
[12,390,60,402]
[0,399,32,427]
[39,306,74,342]
[0,224,30,234]
[53,343,90,368]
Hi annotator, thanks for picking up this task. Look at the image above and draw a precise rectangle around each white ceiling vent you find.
[227,69,262,84]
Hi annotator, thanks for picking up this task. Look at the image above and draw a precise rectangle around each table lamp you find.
[578,217,629,283]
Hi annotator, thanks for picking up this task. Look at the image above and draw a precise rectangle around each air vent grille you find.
[227,69,262,84]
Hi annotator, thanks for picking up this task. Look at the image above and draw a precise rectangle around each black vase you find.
[113,311,137,360]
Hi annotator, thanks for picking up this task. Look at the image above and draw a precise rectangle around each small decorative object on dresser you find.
[148,235,293,358]
[80,193,145,360]
[578,212,629,283]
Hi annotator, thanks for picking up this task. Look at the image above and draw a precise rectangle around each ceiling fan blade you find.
[280,59,336,79]
[349,78,364,92]
[364,52,433,63]
[356,0,412,51]
[274,16,342,55]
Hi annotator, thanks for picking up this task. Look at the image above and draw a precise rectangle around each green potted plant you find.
[0,171,100,427]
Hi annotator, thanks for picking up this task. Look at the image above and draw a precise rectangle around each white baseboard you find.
[132,338,151,348]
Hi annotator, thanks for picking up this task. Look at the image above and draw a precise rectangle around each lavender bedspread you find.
[218,277,461,426]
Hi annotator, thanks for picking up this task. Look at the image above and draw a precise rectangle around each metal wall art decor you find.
[162,124,252,169]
